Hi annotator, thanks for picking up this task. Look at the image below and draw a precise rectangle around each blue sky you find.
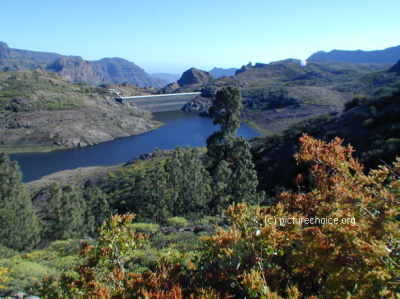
[1,0,399,73]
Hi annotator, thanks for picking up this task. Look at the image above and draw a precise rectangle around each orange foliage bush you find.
[43,135,399,298]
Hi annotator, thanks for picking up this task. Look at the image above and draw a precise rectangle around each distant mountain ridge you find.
[308,45,400,63]
[209,67,238,78]
[149,73,181,84]
[0,41,167,88]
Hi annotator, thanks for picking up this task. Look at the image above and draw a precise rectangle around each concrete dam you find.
[116,92,201,112]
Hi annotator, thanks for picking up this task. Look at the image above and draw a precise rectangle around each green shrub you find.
[129,223,160,234]
[167,217,189,228]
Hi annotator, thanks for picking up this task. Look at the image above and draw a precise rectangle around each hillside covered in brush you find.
[184,59,399,134]
[250,82,400,198]
[0,70,158,151]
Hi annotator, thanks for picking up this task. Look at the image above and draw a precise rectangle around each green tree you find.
[208,85,242,135]
[140,161,170,224]
[0,154,40,250]
[165,146,185,216]
[83,187,110,236]
[206,86,243,170]
[206,86,261,211]
[41,183,88,241]
[180,147,212,216]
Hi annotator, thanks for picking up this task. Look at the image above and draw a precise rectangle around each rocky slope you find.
[0,42,166,88]
[157,68,214,94]
[181,59,398,134]
[0,70,159,152]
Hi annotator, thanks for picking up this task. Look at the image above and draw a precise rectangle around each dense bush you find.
[36,135,399,298]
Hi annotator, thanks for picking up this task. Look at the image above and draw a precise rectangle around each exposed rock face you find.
[89,58,167,88]
[181,96,212,115]
[47,57,104,85]
[156,68,213,95]
[157,82,180,94]
[177,68,212,86]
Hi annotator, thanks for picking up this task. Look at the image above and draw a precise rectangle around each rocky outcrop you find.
[157,82,180,94]
[177,68,212,86]
[89,58,167,88]
[181,95,212,115]
[156,68,214,95]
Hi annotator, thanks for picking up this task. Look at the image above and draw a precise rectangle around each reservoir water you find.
[9,110,262,182]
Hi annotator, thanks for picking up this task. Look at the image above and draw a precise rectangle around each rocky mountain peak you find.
[177,68,212,86]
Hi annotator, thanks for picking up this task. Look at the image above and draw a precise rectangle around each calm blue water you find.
[9,110,262,182]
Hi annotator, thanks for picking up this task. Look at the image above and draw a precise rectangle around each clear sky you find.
[1,0,399,74]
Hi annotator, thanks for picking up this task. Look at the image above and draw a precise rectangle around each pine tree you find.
[42,183,88,240]
[209,160,232,215]
[41,183,63,241]
[206,86,262,210]
[228,137,261,205]
[0,153,40,250]
[59,186,88,240]
[181,147,212,216]
[140,160,170,224]
[165,146,185,216]
[83,187,110,236]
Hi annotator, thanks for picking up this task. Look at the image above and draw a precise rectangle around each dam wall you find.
[116,92,201,112]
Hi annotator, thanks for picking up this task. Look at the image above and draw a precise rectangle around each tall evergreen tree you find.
[59,186,88,240]
[0,154,40,250]
[165,146,185,216]
[206,86,243,171]
[181,147,212,216]
[206,86,262,211]
[42,183,88,241]
[83,187,110,235]
[140,160,170,224]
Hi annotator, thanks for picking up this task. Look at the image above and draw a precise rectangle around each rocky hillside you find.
[308,45,400,63]
[182,59,398,134]
[0,42,166,88]
[250,83,400,198]
[0,70,159,152]
[157,68,214,94]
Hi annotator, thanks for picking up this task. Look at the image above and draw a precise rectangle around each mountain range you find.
[0,41,167,88]
[308,45,400,63]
